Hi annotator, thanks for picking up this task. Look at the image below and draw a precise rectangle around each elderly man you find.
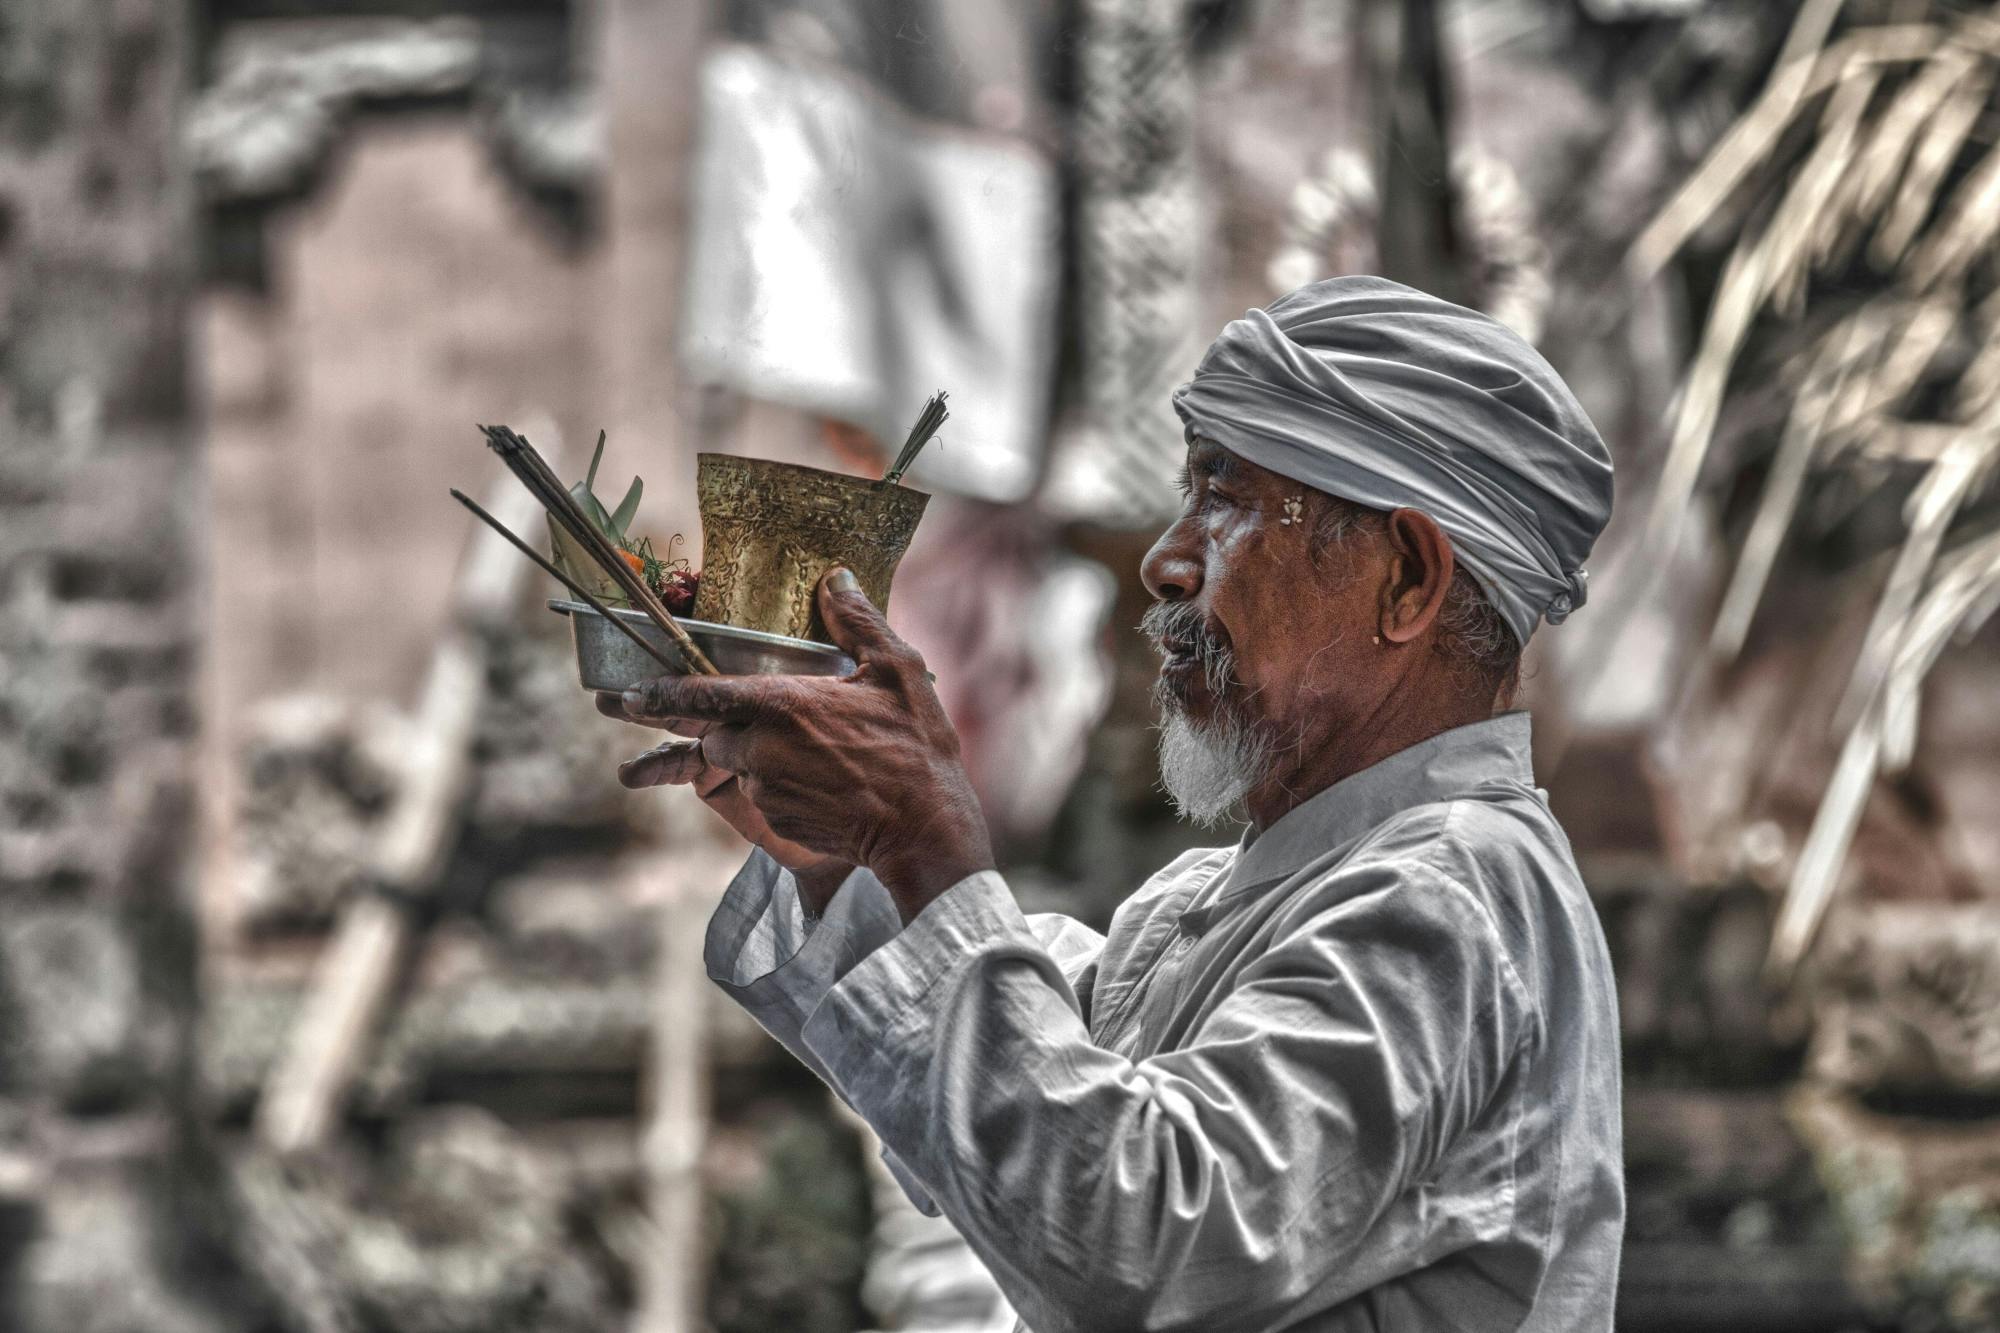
[600,277,1623,1331]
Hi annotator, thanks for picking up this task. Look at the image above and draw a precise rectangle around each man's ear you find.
[1377,509,1455,645]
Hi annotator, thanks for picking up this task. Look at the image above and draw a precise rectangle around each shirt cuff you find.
[703,849,904,1041]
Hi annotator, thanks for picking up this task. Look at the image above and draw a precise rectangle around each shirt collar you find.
[1195,711,1537,916]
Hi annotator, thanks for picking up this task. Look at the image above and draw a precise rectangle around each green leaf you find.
[610,477,643,535]
[584,429,607,492]
[548,516,627,606]
[568,480,618,539]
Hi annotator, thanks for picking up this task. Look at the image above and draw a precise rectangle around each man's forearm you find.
[872,850,993,925]
[792,846,991,928]
[868,792,996,924]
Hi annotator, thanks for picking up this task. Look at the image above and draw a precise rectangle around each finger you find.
[704,776,823,868]
[622,674,772,726]
[703,772,760,820]
[596,691,709,737]
[695,724,754,776]
[698,771,774,833]
[617,740,705,789]
[817,567,919,670]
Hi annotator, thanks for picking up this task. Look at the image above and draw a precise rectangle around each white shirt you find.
[705,712,1624,1331]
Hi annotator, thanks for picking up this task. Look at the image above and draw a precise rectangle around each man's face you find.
[1139,440,1389,820]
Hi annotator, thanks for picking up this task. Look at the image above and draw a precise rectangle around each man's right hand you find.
[597,694,855,913]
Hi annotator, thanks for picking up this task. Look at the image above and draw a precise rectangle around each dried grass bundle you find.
[1629,1,2000,977]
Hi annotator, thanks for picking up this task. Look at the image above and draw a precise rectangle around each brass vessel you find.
[692,454,930,643]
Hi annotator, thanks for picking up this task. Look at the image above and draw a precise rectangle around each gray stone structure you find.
[0,1,269,1328]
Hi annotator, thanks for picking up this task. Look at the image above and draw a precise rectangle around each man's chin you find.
[1155,702,1270,827]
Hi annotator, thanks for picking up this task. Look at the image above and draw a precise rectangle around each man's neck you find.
[1243,688,1497,833]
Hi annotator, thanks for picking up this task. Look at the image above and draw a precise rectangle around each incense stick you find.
[479,424,720,675]
[450,488,686,676]
[880,391,949,487]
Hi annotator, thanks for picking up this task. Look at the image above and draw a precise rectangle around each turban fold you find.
[1172,277,1613,647]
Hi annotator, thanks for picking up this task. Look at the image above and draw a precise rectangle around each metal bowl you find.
[548,599,855,690]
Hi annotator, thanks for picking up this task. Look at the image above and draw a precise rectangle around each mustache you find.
[1141,601,1238,700]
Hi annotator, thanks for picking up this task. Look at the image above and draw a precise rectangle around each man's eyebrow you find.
[1185,443,1239,483]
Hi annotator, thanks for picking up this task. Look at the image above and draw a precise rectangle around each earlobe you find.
[1375,571,1403,644]
[1381,509,1455,644]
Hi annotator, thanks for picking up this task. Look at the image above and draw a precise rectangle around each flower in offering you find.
[550,431,701,615]
[657,564,699,616]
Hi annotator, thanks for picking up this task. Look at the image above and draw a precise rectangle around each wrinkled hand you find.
[599,721,830,870]
[597,569,993,922]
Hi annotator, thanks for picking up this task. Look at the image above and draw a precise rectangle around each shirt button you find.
[1174,934,1195,955]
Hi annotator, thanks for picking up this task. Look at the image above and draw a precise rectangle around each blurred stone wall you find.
[0,0,268,1327]
[173,4,883,1330]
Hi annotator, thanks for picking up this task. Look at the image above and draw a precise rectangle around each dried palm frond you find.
[1773,67,1883,318]
[1709,326,1867,659]
[1852,421,1967,466]
[1869,60,1993,265]
[1629,2,2000,978]
[1710,294,1951,647]
[1843,294,1956,426]
[1770,519,2000,978]
[1839,45,1976,236]
[1833,426,2000,726]
[1636,221,1782,565]
[1878,521,2000,770]
[1626,0,1850,283]
[1906,139,2000,289]
[1766,710,1884,982]
[1626,17,1950,284]
[1951,291,2000,419]
[1819,302,1901,433]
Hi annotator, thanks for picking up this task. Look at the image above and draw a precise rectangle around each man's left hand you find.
[601,568,994,923]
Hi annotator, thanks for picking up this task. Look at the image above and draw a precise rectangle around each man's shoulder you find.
[1358,779,1580,897]
[1333,785,1591,984]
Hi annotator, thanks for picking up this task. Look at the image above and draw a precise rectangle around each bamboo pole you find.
[629,801,737,1333]
[254,457,549,1154]
[592,0,721,1319]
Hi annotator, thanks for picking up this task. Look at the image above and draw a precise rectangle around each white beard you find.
[1157,706,1271,828]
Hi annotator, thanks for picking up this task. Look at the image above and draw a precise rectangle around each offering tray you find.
[550,599,854,690]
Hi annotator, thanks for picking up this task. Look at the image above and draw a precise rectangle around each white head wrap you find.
[1172,276,1614,647]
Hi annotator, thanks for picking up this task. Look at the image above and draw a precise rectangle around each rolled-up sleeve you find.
[797,862,1532,1333]
[702,849,905,1086]
[703,850,1109,1216]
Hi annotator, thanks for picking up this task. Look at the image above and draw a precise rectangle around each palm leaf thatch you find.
[1631,2,2000,978]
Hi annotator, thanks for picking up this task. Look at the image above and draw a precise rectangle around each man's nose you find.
[1141,524,1203,602]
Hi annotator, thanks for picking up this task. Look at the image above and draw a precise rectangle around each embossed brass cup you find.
[692,454,930,643]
